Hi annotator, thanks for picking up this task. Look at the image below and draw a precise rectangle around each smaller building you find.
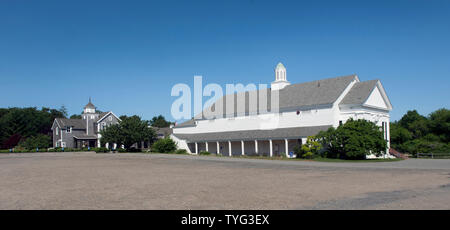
[51,99,121,148]
[154,127,173,139]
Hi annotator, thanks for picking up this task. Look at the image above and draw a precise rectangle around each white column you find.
[228,141,232,157]
[285,139,289,158]
[241,140,245,156]
[106,143,109,149]
[113,143,117,149]
[195,142,198,154]
[205,142,209,152]
[255,140,258,155]
[217,141,220,155]
[269,139,273,157]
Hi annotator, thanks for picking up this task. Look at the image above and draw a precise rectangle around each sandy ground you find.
[0,152,449,210]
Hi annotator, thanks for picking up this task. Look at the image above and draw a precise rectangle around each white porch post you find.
[217,141,220,155]
[269,139,273,157]
[255,140,258,155]
[205,142,209,152]
[241,140,245,156]
[195,142,198,154]
[228,141,232,157]
[285,139,289,157]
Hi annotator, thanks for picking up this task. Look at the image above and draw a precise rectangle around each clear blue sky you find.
[1,0,449,122]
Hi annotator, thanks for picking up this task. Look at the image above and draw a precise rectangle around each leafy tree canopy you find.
[70,114,82,119]
[317,119,387,159]
[151,138,177,153]
[100,115,156,150]
[0,107,66,149]
[149,115,172,128]
[18,134,52,150]
[391,108,450,154]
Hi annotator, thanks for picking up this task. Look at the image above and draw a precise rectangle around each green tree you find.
[18,134,51,150]
[429,108,450,142]
[100,124,122,147]
[70,114,82,119]
[317,127,341,158]
[99,115,156,150]
[317,119,387,159]
[150,115,172,128]
[398,110,429,139]
[0,107,65,149]
[59,105,68,118]
[151,138,177,153]
[297,136,321,159]
[390,122,412,151]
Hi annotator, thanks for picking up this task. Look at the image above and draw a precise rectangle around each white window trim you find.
[66,127,72,133]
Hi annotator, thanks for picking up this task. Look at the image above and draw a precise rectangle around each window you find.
[109,116,112,121]
[102,122,106,130]
[91,115,95,119]
[339,120,343,126]
[66,127,72,133]
[56,128,59,135]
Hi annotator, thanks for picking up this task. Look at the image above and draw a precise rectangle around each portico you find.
[186,130,309,157]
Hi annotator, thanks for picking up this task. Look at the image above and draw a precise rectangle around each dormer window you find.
[66,127,72,133]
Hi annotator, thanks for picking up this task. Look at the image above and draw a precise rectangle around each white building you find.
[171,63,393,158]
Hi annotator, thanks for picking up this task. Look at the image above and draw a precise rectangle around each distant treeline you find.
[0,107,67,149]
[390,108,450,155]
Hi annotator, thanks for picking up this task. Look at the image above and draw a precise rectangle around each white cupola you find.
[271,62,290,90]
[83,97,96,114]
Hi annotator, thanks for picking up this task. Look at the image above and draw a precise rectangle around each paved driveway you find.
[0,152,449,209]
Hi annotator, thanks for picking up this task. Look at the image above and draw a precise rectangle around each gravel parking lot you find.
[0,152,449,209]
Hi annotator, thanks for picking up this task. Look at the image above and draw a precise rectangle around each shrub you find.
[151,138,177,153]
[126,147,142,152]
[117,148,127,153]
[295,136,321,159]
[199,151,211,155]
[174,149,188,154]
[317,119,387,159]
[93,147,109,153]
[18,134,51,150]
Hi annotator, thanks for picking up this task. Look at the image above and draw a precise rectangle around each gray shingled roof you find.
[340,80,378,105]
[172,125,331,142]
[154,127,173,136]
[96,111,111,122]
[194,75,357,119]
[175,119,196,128]
[56,118,86,129]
